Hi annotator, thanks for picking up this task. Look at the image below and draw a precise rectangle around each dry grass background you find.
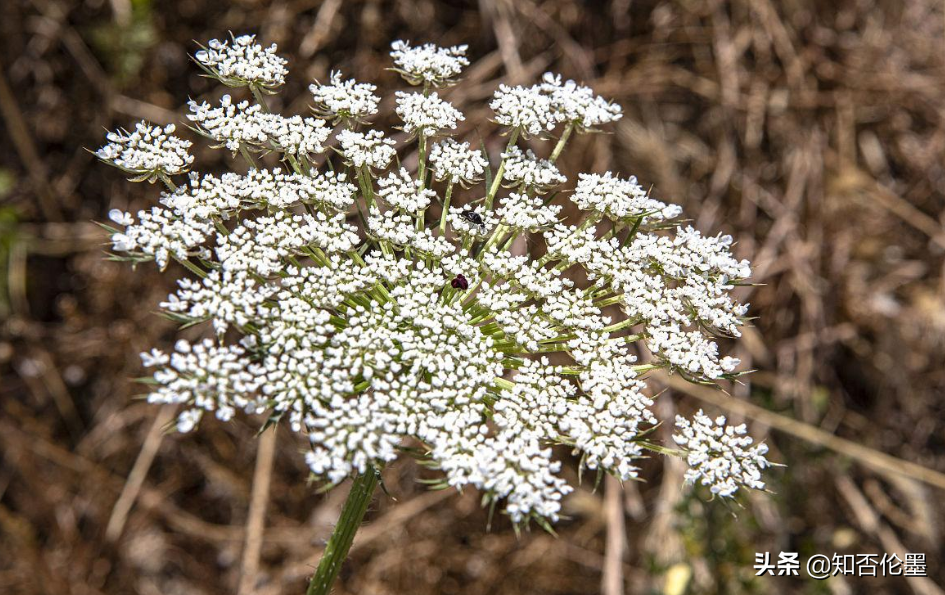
[2,0,945,593]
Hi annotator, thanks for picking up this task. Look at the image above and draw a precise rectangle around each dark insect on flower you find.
[461,209,486,233]
[451,274,469,290]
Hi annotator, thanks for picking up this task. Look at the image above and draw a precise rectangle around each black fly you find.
[460,209,486,233]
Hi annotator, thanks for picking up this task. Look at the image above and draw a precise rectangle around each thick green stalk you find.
[486,129,520,209]
[548,123,573,164]
[439,181,455,235]
[417,132,428,188]
[239,146,258,169]
[250,84,270,113]
[306,469,379,595]
[158,173,178,192]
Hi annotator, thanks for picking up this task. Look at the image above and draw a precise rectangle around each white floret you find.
[395,91,464,135]
[377,168,437,212]
[428,139,488,185]
[195,34,287,90]
[390,40,469,86]
[337,129,396,170]
[310,71,380,122]
[96,122,193,179]
[501,145,566,191]
[674,410,770,497]
[490,84,561,137]
[143,338,265,432]
[496,192,562,231]
[538,72,622,130]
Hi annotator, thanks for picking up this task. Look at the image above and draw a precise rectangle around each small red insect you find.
[450,274,469,290]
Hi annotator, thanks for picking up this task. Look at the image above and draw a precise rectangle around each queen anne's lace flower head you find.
[490,84,561,137]
[502,145,566,191]
[395,91,464,135]
[95,122,193,182]
[310,71,381,123]
[337,129,396,170]
[673,410,771,497]
[390,40,469,86]
[187,96,329,156]
[538,72,623,130]
[99,37,769,528]
[428,139,487,186]
[195,34,288,91]
[377,168,437,212]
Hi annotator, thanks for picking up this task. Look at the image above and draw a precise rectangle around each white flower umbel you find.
[95,122,193,182]
[195,34,287,91]
[496,192,562,231]
[310,71,380,123]
[395,91,464,136]
[337,129,396,170]
[428,138,487,185]
[673,410,771,497]
[143,338,265,432]
[490,84,560,137]
[100,38,769,556]
[187,96,330,158]
[390,40,469,87]
[501,145,566,191]
[538,72,623,130]
[571,172,680,221]
[377,168,436,212]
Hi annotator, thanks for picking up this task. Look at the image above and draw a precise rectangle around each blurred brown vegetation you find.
[2,0,945,593]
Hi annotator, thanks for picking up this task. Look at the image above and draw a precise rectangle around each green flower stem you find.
[439,181,455,235]
[417,132,428,188]
[286,153,304,175]
[306,468,379,595]
[548,123,574,164]
[174,256,208,279]
[358,165,375,209]
[594,295,624,308]
[493,377,516,391]
[622,216,644,247]
[239,146,258,169]
[250,84,270,113]
[602,317,638,333]
[486,129,520,209]
[158,173,178,192]
[478,223,510,256]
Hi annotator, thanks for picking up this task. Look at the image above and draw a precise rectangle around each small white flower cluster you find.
[95,123,193,181]
[572,172,680,221]
[490,72,625,138]
[673,410,770,497]
[378,168,437,212]
[195,34,288,90]
[395,91,464,135]
[337,129,396,170]
[310,71,380,122]
[496,192,562,231]
[428,139,487,185]
[188,95,330,156]
[107,207,212,269]
[161,169,354,216]
[538,73,623,130]
[99,37,767,527]
[390,40,469,86]
[490,84,559,137]
[142,339,265,432]
[502,146,566,191]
